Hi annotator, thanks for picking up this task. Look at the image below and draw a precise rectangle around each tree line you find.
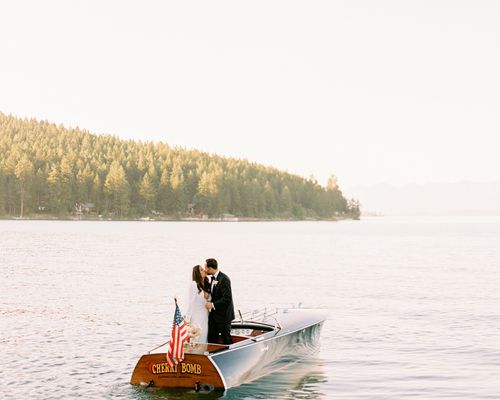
[0,112,360,219]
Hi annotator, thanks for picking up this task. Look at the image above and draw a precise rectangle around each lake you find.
[1,217,499,399]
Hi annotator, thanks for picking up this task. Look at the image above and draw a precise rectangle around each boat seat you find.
[250,329,268,337]
[230,335,251,343]
[207,331,268,353]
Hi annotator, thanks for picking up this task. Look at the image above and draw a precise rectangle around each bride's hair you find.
[192,265,209,294]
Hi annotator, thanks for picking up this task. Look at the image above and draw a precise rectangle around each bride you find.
[186,264,210,344]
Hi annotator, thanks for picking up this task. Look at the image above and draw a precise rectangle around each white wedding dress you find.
[186,281,209,344]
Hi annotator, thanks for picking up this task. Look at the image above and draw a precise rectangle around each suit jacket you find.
[211,271,235,323]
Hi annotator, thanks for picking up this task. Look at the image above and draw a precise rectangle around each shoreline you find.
[0,215,357,222]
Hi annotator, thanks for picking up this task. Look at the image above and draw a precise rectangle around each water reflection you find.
[129,358,326,400]
[224,359,327,400]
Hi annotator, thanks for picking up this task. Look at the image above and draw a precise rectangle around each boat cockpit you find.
[229,322,276,343]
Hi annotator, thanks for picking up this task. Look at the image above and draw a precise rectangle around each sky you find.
[1,1,499,194]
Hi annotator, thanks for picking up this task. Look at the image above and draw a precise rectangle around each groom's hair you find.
[206,258,218,269]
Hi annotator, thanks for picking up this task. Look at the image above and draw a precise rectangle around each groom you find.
[204,258,235,345]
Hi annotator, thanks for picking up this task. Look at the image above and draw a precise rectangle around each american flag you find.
[166,301,189,367]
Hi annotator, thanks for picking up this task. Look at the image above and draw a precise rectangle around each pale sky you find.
[1,1,499,191]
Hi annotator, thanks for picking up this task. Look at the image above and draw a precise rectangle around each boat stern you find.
[130,352,225,391]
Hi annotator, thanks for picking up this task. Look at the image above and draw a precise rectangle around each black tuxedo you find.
[207,271,235,345]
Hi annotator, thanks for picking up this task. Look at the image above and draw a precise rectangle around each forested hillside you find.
[0,112,359,219]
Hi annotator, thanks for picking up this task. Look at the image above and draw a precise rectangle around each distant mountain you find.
[345,181,500,216]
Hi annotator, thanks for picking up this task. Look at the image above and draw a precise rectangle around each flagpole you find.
[166,296,189,367]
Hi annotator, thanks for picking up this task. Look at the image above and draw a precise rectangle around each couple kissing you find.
[186,258,235,345]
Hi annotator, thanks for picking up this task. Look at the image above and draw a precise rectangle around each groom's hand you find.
[205,302,214,311]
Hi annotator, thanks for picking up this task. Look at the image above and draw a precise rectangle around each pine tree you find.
[104,161,130,217]
[139,172,157,213]
[158,169,172,214]
[47,165,63,214]
[14,156,34,217]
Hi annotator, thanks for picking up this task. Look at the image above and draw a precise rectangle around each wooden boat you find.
[130,307,326,392]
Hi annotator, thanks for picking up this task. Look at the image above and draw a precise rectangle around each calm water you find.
[1,217,500,399]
